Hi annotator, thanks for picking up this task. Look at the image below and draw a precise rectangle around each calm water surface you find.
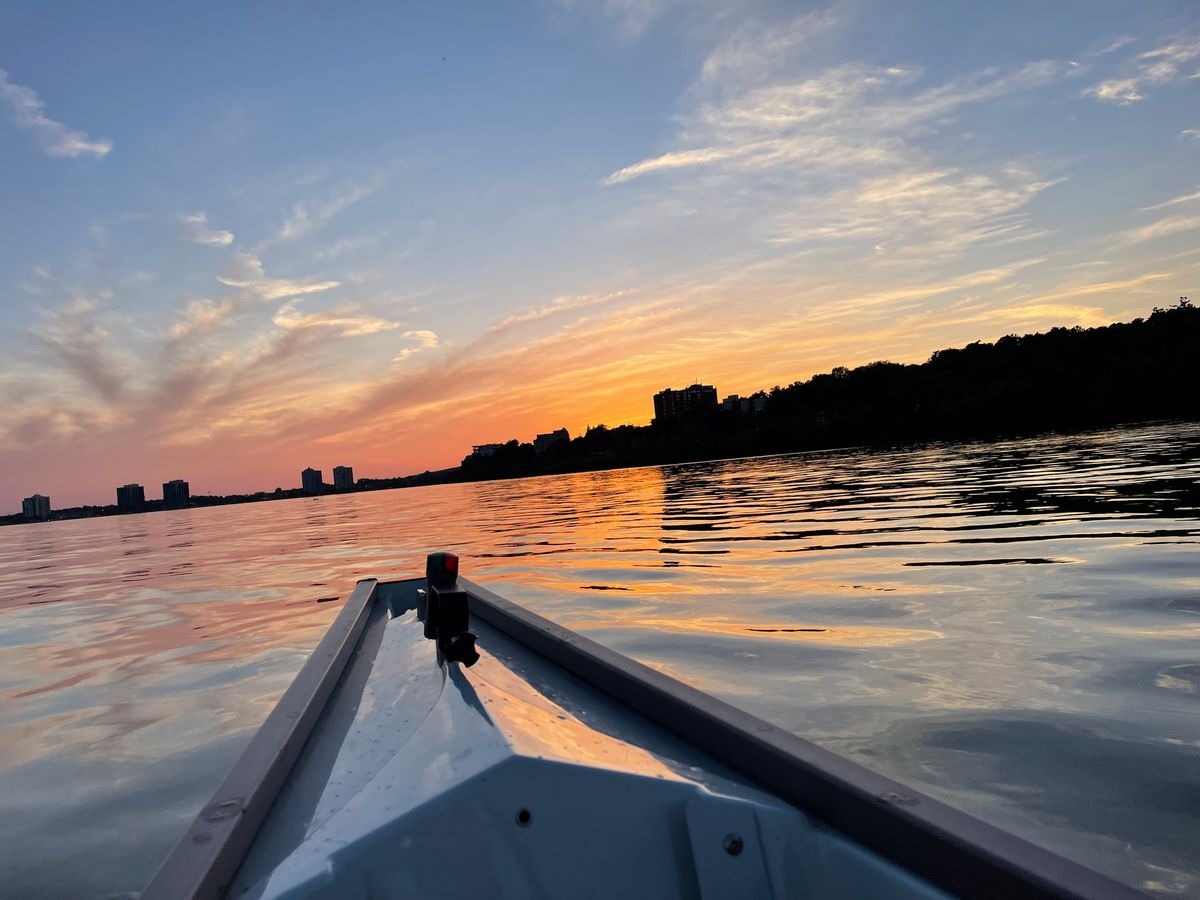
[1,422,1198,898]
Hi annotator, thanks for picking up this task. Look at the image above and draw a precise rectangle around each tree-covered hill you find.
[459,300,1200,481]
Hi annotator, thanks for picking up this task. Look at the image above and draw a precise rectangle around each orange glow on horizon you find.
[0,261,1183,511]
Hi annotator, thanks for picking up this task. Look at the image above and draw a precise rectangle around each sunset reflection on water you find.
[1,421,1198,897]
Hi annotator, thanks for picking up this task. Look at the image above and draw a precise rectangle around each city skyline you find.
[2,1,1198,509]
[12,462,354,521]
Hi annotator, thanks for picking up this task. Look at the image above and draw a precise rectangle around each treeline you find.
[458,300,1200,481]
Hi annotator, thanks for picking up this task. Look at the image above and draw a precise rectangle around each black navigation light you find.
[422,551,478,667]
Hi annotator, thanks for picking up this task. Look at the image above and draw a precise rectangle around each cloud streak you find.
[273,300,401,337]
[699,8,841,85]
[548,0,681,38]
[162,253,343,343]
[181,212,234,246]
[275,179,383,243]
[392,329,440,363]
[1121,214,1200,244]
[29,294,128,403]
[603,147,742,185]
[1085,36,1200,103]
[216,253,340,300]
[603,49,1074,259]
[1141,187,1200,212]
[0,67,112,158]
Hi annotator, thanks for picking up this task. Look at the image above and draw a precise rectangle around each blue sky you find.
[1,0,1198,508]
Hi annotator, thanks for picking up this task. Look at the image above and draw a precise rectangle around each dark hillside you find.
[460,301,1200,481]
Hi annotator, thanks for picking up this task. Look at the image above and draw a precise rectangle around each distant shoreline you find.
[7,303,1197,527]
[6,418,1195,529]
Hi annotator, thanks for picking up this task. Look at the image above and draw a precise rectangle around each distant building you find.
[21,494,50,521]
[116,483,146,512]
[721,394,767,415]
[653,384,718,421]
[533,428,569,453]
[163,479,190,507]
[469,443,504,459]
[332,465,354,489]
[301,468,323,495]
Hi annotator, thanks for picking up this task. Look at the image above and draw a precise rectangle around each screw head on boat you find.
[723,834,744,856]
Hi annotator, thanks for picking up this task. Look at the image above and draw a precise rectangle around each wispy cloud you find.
[1005,271,1171,305]
[699,8,841,85]
[1120,214,1200,243]
[1086,78,1146,103]
[273,299,401,337]
[392,329,440,363]
[7,248,423,460]
[313,234,378,261]
[547,0,680,38]
[1092,36,1135,56]
[29,291,128,402]
[1085,36,1200,103]
[605,59,1072,187]
[1141,186,1200,212]
[603,51,1073,258]
[216,253,340,300]
[404,329,438,347]
[0,67,112,158]
[168,299,237,340]
[603,147,743,185]
[494,290,633,332]
[166,254,341,342]
[181,212,234,246]
[275,178,383,243]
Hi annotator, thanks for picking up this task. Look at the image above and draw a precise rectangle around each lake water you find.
[1,421,1198,898]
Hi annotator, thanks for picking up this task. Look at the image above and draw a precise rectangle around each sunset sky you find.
[2,1,1198,510]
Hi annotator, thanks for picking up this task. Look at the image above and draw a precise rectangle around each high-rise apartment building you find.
[301,468,323,495]
[652,384,718,421]
[116,484,146,512]
[163,479,191,507]
[22,494,50,521]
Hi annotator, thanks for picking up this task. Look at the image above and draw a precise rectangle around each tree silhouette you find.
[456,302,1200,482]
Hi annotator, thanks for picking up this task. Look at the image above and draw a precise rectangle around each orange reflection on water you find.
[570,613,943,647]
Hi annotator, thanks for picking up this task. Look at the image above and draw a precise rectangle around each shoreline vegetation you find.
[5,300,1197,527]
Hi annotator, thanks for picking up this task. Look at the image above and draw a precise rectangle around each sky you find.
[1,0,1198,510]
